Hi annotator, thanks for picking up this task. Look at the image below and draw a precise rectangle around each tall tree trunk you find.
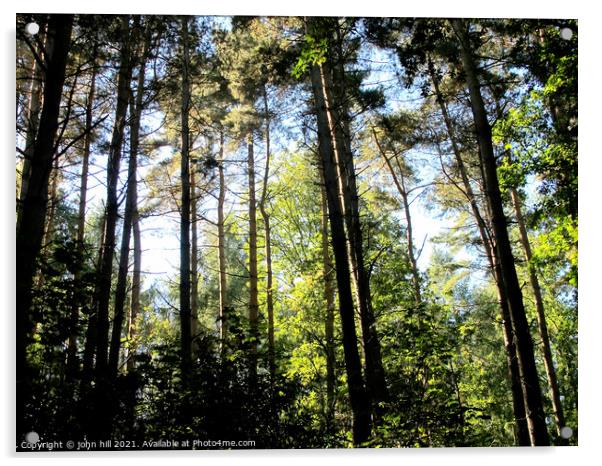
[67,54,98,376]
[323,55,388,413]
[247,131,259,384]
[81,213,106,389]
[16,13,73,440]
[190,168,200,352]
[259,85,275,382]
[41,157,60,250]
[108,27,148,380]
[310,61,371,446]
[93,15,132,385]
[127,207,142,372]
[428,61,530,446]
[217,131,228,352]
[18,19,47,229]
[179,16,192,377]
[89,15,133,439]
[511,188,565,437]
[319,167,337,428]
[451,18,550,446]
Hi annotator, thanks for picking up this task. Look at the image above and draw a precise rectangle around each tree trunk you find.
[41,157,60,251]
[451,18,550,446]
[81,213,106,388]
[93,15,132,385]
[319,167,337,428]
[259,85,275,382]
[179,15,192,376]
[310,61,371,446]
[191,168,200,352]
[217,131,228,352]
[247,131,259,384]
[67,53,98,377]
[18,19,47,229]
[323,55,388,413]
[16,13,73,440]
[127,206,142,372]
[428,61,530,446]
[108,27,148,380]
[89,15,133,439]
[511,188,565,437]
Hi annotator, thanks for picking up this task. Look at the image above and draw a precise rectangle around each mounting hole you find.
[25,22,40,36]
[560,27,573,40]
[560,426,573,439]
[25,431,40,443]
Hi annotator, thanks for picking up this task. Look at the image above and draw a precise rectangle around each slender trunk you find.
[18,19,47,228]
[372,130,422,304]
[511,188,565,436]
[108,30,148,380]
[217,131,228,351]
[93,15,132,385]
[81,214,106,387]
[452,18,550,446]
[67,56,98,376]
[310,62,371,445]
[247,132,259,383]
[428,61,530,445]
[319,168,337,427]
[259,86,275,382]
[179,16,192,376]
[127,207,141,372]
[324,56,388,411]
[191,168,199,352]
[16,13,73,440]
[89,16,133,440]
[41,157,60,249]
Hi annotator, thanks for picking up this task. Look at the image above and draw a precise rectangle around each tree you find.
[109,19,151,380]
[179,15,193,378]
[450,18,549,446]
[310,58,371,445]
[16,13,74,440]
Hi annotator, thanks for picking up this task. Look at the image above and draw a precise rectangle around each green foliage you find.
[292,35,328,78]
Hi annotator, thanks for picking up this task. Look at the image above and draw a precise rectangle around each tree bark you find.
[18,19,48,229]
[428,60,530,446]
[179,15,192,376]
[511,188,565,437]
[88,15,133,439]
[310,61,371,446]
[108,26,148,380]
[451,18,550,446]
[93,15,133,385]
[191,168,200,352]
[217,131,228,352]
[16,13,73,440]
[323,54,388,413]
[81,213,106,388]
[319,167,337,427]
[247,131,259,384]
[259,85,275,382]
[127,206,142,373]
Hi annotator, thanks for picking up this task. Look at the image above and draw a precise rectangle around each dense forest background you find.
[15,14,577,449]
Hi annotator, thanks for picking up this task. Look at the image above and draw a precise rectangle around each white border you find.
[3,1,599,465]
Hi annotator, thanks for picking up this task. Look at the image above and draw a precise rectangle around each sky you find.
[65,17,457,298]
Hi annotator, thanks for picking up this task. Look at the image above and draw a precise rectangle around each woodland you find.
[15,14,577,449]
